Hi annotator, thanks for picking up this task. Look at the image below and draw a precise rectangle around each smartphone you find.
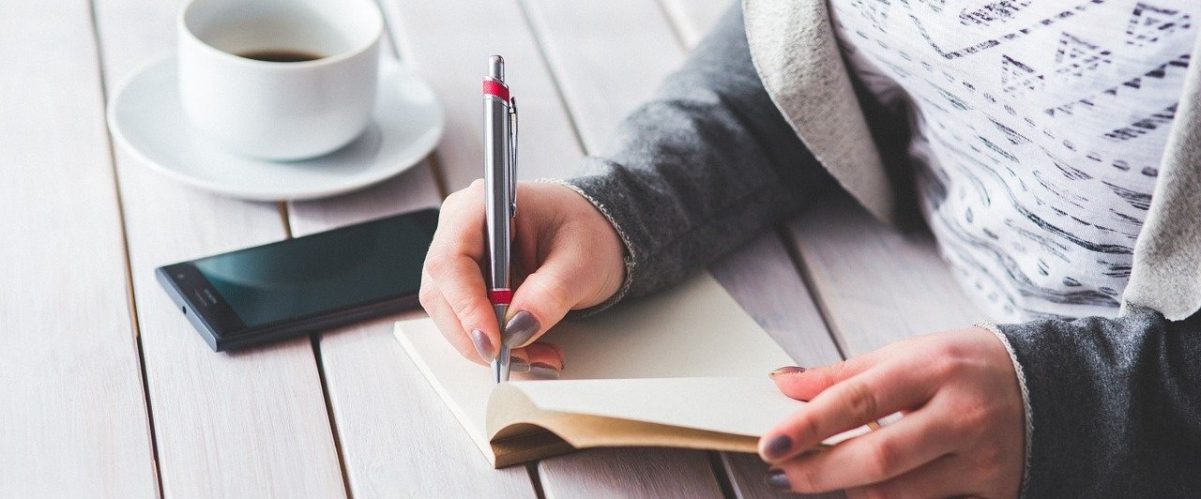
[157,208,438,351]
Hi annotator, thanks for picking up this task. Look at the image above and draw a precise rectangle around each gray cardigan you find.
[564,6,1201,498]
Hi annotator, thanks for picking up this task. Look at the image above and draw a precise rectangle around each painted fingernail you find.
[765,469,790,489]
[503,311,540,347]
[510,360,531,373]
[769,366,806,377]
[530,362,562,379]
[470,329,495,362]
[763,435,793,461]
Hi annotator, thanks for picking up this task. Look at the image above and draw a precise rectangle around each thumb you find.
[502,258,582,348]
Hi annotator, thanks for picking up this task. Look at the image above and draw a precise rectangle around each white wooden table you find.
[1,1,981,497]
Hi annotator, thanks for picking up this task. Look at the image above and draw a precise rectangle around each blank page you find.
[395,272,801,459]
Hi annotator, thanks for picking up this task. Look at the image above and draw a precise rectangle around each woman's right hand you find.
[419,180,627,371]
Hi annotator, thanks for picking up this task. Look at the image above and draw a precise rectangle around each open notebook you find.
[394,272,870,467]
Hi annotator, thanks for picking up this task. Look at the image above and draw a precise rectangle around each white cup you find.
[178,0,382,161]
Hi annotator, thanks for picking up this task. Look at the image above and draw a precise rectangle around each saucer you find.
[108,56,444,201]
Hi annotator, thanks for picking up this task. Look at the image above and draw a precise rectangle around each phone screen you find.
[159,208,438,346]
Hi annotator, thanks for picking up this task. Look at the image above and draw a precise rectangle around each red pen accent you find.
[483,80,510,101]
[488,289,513,305]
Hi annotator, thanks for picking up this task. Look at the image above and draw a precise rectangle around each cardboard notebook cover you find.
[394,272,868,468]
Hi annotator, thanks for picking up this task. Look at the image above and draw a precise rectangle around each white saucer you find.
[108,56,444,201]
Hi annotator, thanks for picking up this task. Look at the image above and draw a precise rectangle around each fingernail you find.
[765,469,790,489]
[769,366,806,377]
[530,362,561,379]
[503,311,540,347]
[470,329,495,362]
[763,435,793,461]
[510,360,531,373]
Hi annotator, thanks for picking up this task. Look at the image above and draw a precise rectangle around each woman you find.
[420,2,1201,496]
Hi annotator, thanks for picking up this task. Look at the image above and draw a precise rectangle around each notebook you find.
[394,272,870,467]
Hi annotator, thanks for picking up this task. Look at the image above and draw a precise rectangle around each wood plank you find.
[379,0,581,187]
[658,0,730,49]
[93,0,346,496]
[0,2,157,497]
[521,0,680,154]
[709,235,841,365]
[520,1,847,497]
[710,237,850,499]
[288,146,535,497]
[537,449,721,499]
[786,194,984,356]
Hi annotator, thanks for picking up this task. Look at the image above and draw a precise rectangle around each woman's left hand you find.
[759,327,1025,498]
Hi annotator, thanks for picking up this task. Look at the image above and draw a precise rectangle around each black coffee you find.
[238,49,324,63]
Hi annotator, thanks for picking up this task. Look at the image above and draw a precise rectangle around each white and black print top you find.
[828,0,1197,321]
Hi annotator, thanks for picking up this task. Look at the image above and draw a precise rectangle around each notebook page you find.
[394,272,797,458]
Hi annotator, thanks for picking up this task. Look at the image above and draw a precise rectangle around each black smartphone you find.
[157,208,438,351]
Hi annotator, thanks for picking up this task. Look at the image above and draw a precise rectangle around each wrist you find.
[537,178,635,314]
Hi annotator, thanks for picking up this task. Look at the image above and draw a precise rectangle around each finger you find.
[770,350,888,401]
[844,455,964,499]
[423,252,501,355]
[503,253,588,348]
[511,341,564,371]
[770,408,956,493]
[420,277,487,364]
[759,359,938,463]
[425,180,502,345]
[429,180,488,262]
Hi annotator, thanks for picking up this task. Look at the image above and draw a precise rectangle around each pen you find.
[483,55,518,383]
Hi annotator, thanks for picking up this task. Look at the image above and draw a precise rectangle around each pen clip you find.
[508,97,518,215]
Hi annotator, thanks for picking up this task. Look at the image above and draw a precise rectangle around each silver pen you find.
[483,55,518,383]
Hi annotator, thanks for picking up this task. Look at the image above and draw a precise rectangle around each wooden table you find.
[1,0,982,497]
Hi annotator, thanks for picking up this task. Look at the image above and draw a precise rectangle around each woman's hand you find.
[419,180,626,371]
[759,327,1025,498]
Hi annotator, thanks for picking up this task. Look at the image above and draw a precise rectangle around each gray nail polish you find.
[469,329,495,362]
[529,364,561,379]
[763,435,793,461]
[509,360,531,373]
[770,366,806,377]
[503,311,540,347]
[765,469,790,489]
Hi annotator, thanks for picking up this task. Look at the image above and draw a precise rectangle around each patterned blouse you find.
[829,0,1197,321]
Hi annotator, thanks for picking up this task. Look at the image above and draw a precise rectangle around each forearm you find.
[563,5,830,305]
[991,308,1201,497]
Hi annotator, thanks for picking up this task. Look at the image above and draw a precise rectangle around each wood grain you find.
[379,0,582,188]
[786,194,984,356]
[658,0,731,48]
[0,2,157,497]
[537,448,722,499]
[93,0,346,496]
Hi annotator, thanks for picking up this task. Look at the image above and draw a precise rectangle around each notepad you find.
[394,272,870,467]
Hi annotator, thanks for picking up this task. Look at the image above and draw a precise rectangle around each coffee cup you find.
[178,0,382,161]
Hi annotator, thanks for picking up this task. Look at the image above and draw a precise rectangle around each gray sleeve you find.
[993,308,1201,497]
[561,5,832,307]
